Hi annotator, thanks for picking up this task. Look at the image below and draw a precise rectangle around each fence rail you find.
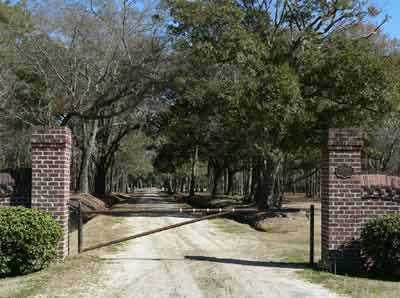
[359,174,400,187]
[284,168,321,198]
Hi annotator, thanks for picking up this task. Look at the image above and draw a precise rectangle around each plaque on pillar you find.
[335,165,353,179]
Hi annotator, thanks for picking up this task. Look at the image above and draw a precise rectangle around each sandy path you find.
[76,193,343,298]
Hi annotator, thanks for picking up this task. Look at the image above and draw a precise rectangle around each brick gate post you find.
[31,127,71,260]
[321,128,363,273]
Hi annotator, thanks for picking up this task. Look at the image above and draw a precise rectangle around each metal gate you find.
[76,204,316,267]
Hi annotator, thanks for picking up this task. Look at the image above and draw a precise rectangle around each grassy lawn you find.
[258,200,400,298]
[0,215,130,298]
[277,203,400,298]
[0,255,103,298]
[2,194,399,298]
[212,197,400,298]
[286,203,400,298]
[263,204,400,298]
[299,269,400,298]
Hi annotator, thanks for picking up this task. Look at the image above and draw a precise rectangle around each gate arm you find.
[85,208,258,214]
[82,211,233,253]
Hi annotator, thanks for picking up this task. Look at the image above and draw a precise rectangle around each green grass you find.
[211,218,250,234]
[282,255,308,264]
[261,224,297,233]
[0,215,130,298]
[299,269,400,298]
[0,255,103,298]
[209,201,400,298]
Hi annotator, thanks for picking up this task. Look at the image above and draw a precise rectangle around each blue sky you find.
[7,0,399,39]
[380,0,399,39]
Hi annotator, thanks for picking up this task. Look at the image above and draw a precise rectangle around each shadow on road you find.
[185,256,308,269]
[99,255,308,270]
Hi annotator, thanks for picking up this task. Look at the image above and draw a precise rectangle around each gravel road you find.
[79,192,343,298]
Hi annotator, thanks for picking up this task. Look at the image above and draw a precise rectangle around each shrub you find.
[0,207,62,276]
[361,215,400,274]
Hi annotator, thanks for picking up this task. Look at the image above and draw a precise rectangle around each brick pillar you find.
[31,127,71,260]
[321,128,363,273]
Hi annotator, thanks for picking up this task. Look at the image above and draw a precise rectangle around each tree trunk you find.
[124,171,128,193]
[164,178,173,194]
[211,167,223,196]
[173,175,179,193]
[222,170,225,194]
[180,177,185,193]
[247,157,283,209]
[94,164,107,197]
[247,162,259,203]
[247,164,253,199]
[77,120,98,194]
[189,146,199,197]
[225,168,234,195]
[251,163,271,209]
[207,162,212,194]
[167,175,172,193]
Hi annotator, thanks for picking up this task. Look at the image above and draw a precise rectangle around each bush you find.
[0,207,62,276]
[361,215,400,274]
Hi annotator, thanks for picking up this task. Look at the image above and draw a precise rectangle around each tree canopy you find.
[153,0,399,206]
[0,0,399,206]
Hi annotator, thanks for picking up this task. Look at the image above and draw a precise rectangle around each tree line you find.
[1,1,399,207]
[151,0,400,207]
[0,0,165,196]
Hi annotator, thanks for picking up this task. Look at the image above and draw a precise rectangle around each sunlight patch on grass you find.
[299,269,400,298]
[211,218,251,234]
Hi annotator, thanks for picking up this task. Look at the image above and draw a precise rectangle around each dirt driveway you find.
[0,192,344,298]
[72,192,341,298]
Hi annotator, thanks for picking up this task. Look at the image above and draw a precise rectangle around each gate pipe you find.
[82,211,233,253]
[84,208,259,214]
